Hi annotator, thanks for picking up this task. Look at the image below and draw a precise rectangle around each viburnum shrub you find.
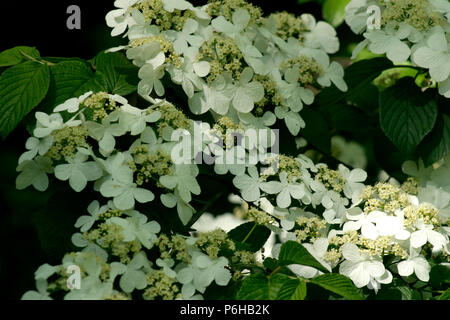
[0,0,449,300]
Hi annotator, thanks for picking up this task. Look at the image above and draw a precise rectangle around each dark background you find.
[0,0,328,299]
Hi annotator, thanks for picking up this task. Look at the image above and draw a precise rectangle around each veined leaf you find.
[0,46,41,67]
[0,61,50,138]
[310,273,365,300]
[379,78,438,154]
[236,273,306,300]
[228,222,271,252]
[39,60,103,114]
[278,241,329,273]
[94,51,139,96]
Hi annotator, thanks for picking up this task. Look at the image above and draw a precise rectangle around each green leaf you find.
[228,222,271,252]
[429,265,450,290]
[236,273,270,300]
[418,111,450,166]
[278,241,329,273]
[263,257,279,271]
[299,108,331,153]
[0,46,40,67]
[379,78,438,154]
[39,60,102,114]
[0,61,50,138]
[438,288,450,300]
[94,51,139,96]
[42,57,91,65]
[309,273,365,300]
[236,273,303,300]
[276,277,307,300]
[376,286,421,300]
[322,0,351,27]
[317,58,393,108]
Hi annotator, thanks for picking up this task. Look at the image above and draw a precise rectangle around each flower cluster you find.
[16,91,202,224]
[16,0,450,300]
[345,0,450,97]
[252,172,449,291]
[106,0,347,136]
[22,199,236,300]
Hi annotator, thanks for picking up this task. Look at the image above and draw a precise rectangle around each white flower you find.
[126,41,165,68]
[402,159,433,183]
[343,209,385,240]
[33,112,80,138]
[303,15,339,54]
[138,63,166,97]
[84,111,128,156]
[211,9,250,38]
[156,258,177,278]
[173,18,204,54]
[120,104,161,135]
[160,191,195,225]
[410,220,448,250]
[188,75,233,115]
[18,136,54,164]
[105,0,139,37]
[16,156,53,191]
[364,22,412,62]
[338,164,367,203]
[274,106,305,136]
[214,145,247,176]
[345,0,375,34]
[439,77,450,98]
[162,0,193,13]
[177,252,231,299]
[418,184,450,224]
[233,166,265,202]
[279,68,315,112]
[168,48,208,98]
[118,252,152,293]
[260,172,306,208]
[375,214,410,240]
[159,164,201,203]
[367,269,393,293]
[53,91,93,113]
[397,248,431,282]
[22,280,52,300]
[412,28,450,82]
[128,9,161,40]
[339,243,386,288]
[75,200,108,232]
[100,164,155,210]
[110,213,160,249]
[317,61,348,92]
[230,67,265,113]
[54,152,103,192]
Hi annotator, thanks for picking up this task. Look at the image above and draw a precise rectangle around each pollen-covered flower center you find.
[381,0,447,31]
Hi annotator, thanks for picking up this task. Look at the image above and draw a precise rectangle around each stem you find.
[241,223,257,244]
[142,94,159,104]
[268,266,281,278]
[68,107,87,123]
[20,51,55,66]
